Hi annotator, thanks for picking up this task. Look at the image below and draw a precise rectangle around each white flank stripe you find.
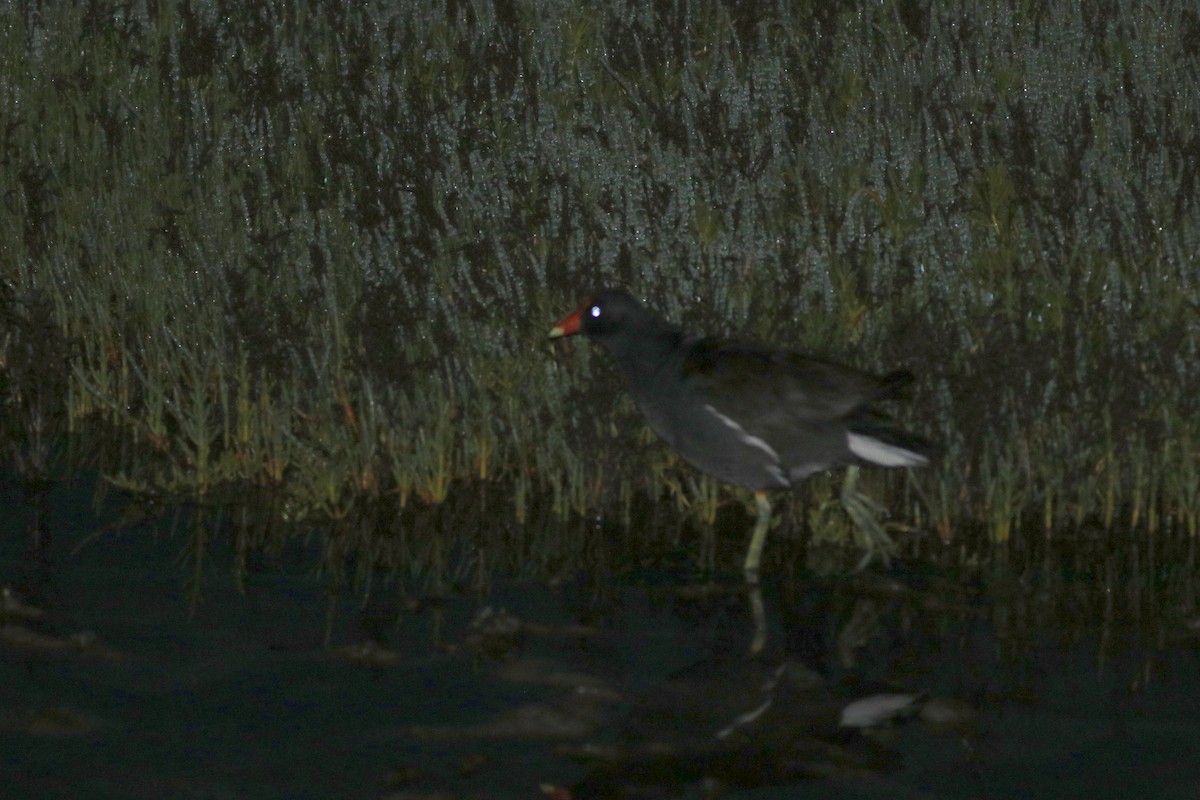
[847,432,929,467]
[716,697,774,740]
[716,664,786,739]
[704,405,780,463]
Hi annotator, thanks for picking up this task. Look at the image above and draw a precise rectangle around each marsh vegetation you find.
[2,0,1197,591]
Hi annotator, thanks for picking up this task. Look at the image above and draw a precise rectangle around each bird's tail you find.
[875,369,916,402]
[846,421,934,469]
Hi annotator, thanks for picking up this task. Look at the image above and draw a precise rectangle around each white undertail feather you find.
[847,432,929,467]
[839,694,920,729]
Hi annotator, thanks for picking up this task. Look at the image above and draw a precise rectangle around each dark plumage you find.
[549,288,932,577]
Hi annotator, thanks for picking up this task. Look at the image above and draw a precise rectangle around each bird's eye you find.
[589,305,601,318]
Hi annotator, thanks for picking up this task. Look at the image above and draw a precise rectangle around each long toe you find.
[840,467,897,570]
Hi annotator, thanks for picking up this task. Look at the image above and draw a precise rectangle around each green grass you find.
[1,0,1197,587]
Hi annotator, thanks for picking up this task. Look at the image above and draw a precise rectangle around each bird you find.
[548,288,933,580]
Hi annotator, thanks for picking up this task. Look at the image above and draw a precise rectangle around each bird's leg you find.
[839,466,898,570]
[748,582,767,656]
[744,492,773,654]
[743,491,773,582]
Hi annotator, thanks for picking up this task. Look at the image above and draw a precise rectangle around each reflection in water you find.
[559,658,921,795]
[1,475,1199,798]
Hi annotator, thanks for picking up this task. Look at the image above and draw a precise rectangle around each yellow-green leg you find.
[743,491,773,581]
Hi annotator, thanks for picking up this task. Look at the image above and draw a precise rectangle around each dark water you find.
[3,475,1200,799]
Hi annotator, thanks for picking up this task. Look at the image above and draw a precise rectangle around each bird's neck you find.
[603,321,688,384]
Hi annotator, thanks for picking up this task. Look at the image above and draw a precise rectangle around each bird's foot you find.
[840,466,898,570]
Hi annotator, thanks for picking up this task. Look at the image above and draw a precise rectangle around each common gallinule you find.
[549,288,933,578]
[558,658,919,794]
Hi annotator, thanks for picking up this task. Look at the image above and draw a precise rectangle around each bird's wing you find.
[681,338,896,424]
